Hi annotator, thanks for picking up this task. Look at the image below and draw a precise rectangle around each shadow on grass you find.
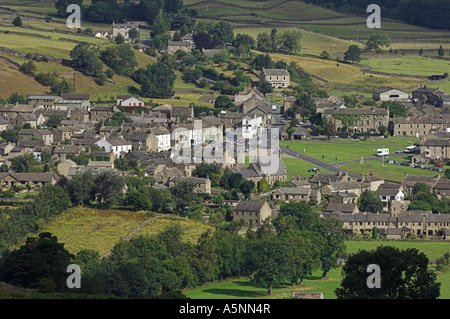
[201,281,266,298]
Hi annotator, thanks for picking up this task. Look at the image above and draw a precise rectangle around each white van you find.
[376,148,389,156]
[405,145,417,153]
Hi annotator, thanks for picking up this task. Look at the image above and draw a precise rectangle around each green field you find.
[340,160,444,182]
[280,140,404,164]
[282,157,334,179]
[34,207,212,256]
[184,239,450,299]
[183,268,343,299]
[360,56,450,77]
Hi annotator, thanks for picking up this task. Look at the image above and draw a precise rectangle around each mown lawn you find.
[183,268,343,299]
[282,157,334,179]
[339,160,444,182]
[280,140,400,164]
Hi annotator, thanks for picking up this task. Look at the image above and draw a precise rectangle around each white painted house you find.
[150,127,171,152]
[118,96,145,108]
[241,114,263,139]
[95,136,132,158]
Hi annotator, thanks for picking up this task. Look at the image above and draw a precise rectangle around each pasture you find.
[339,160,444,182]
[32,207,212,256]
[282,157,334,179]
[184,239,450,299]
[279,140,402,164]
[359,56,450,77]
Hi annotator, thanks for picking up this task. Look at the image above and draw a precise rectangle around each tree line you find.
[307,0,450,30]
[0,201,346,298]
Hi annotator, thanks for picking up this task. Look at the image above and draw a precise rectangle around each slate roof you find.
[234,200,267,212]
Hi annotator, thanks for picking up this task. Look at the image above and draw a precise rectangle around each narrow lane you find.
[280,146,362,179]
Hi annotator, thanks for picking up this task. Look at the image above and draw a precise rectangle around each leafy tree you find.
[232,33,255,54]
[70,43,105,83]
[134,62,176,98]
[214,95,234,109]
[46,115,62,128]
[170,179,199,216]
[125,190,152,211]
[412,182,430,195]
[115,33,125,44]
[344,45,362,63]
[293,90,316,119]
[270,28,278,52]
[256,32,272,52]
[34,72,59,87]
[92,169,126,208]
[277,29,302,55]
[320,50,331,59]
[10,153,42,173]
[239,179,255,199]
[323,121,336,138]
[12,16,22,27]
[438,45,445,57]
[100,44,138,76]
[212,225,246,279]
[86,0,121,23]
[335,246,440,299]
[445,169,450,179]
[244,235,291,295]
[7,92,27,105]
[365,33,391,52]
[257,178,270,193]
[358,190,383,213]
[212,21,234,43]
[436,252,450,272]
[381,101,406,118]
[275,202,317,231]
[280,229,321,286]
[66,170,95,206]
[0,232,74,292]
[19,61,36,76]
[314,217,346,278]
[258,81,273,95]
[252,53,273,71]
[188,230,217,286]
[193,32,213,50]
[1,128,20,143]
[51,79,74,95]
[128,28,140,43]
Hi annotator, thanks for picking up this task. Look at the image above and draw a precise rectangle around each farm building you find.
[372,87,409,101]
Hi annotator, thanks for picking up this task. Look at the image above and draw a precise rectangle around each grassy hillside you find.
[30,207,213,256]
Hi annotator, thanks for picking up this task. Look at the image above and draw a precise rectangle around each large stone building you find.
[233,200,273,228]
[390,116,448,138]
[418,132,450,161]
[259,68,290,88]
[323,107,389,134]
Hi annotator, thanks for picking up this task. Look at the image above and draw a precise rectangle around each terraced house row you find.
[319,210,450,239]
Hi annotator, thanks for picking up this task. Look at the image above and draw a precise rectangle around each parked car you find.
[434,163,443,167]
[351,135,360,139]
[395,149,404,153]
[308,168,320,172]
